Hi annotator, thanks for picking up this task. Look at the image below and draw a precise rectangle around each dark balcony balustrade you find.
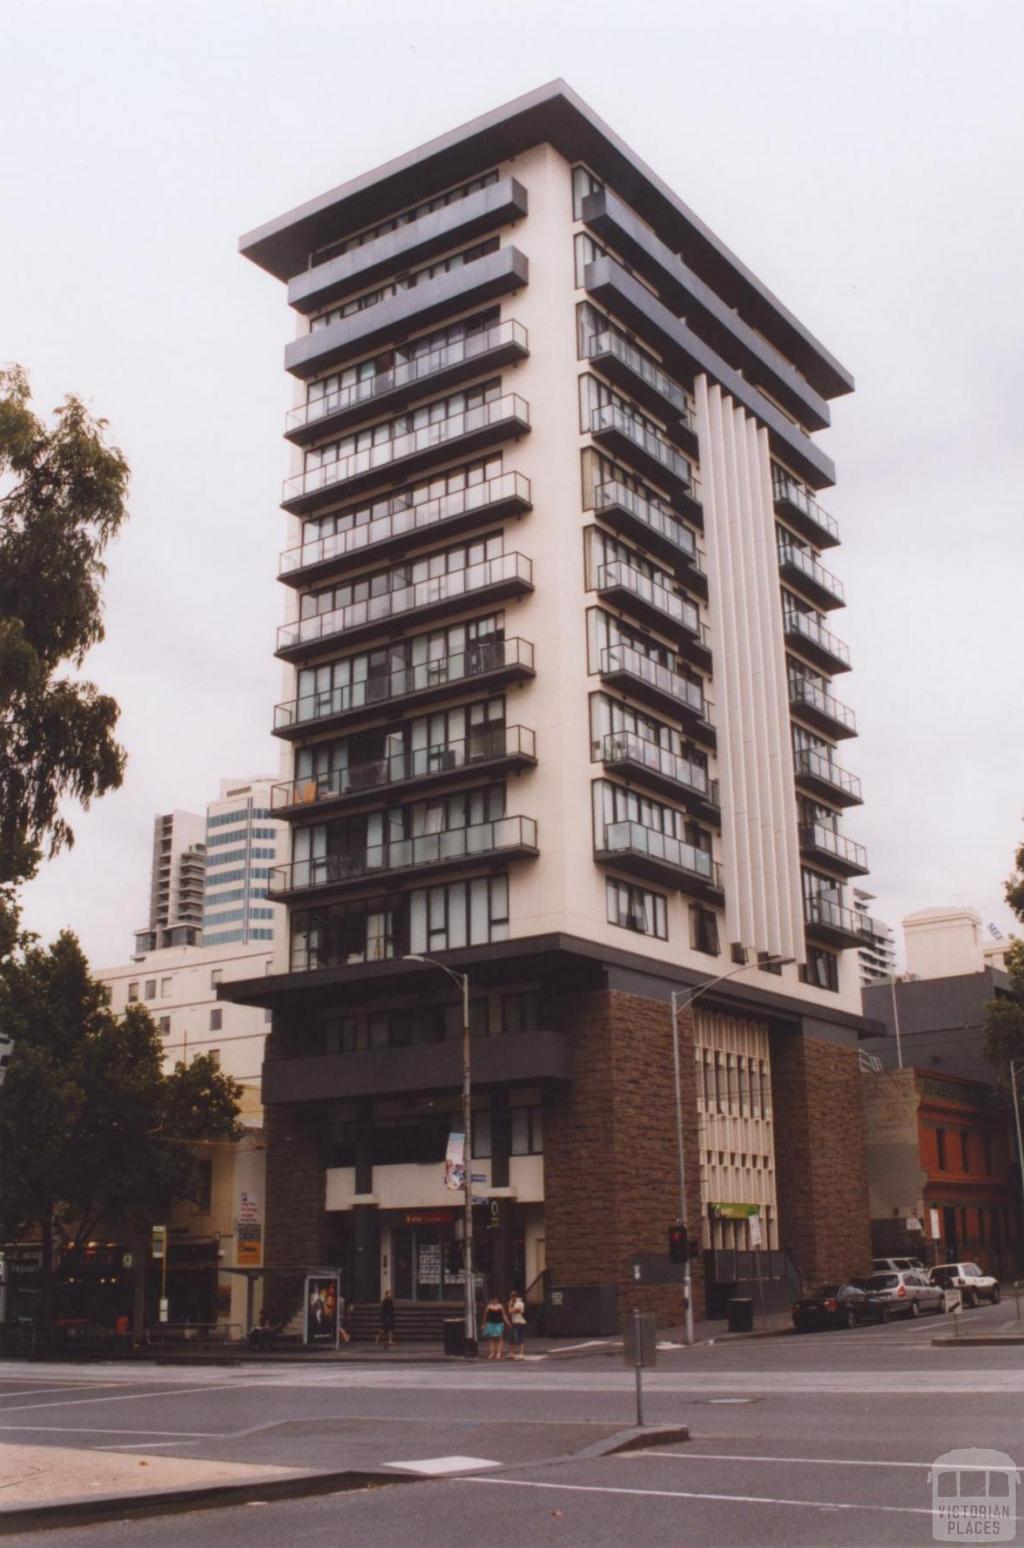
[793,747,863,807]
[777,543,845,612]
[596,559,700,643]
[272,637,535,740]
[598,730,719,815]
[804,892,870,948]
[281,394,531,513]
[588,400,695,499]
[268,815,538,901]
[595,819,722,898]
[284,320,529,445]
[788,677,857,740]
[287,177,529,316]
[593,479,699,573]
[773,474,841,550]
[272,726,537,817]
[798,824,869,878]
[783,609,851,675]
[599,642,706,726]
[583,329,694,434]
[285,246,529,379]
[279,472,532,587]
[276,552,533,661]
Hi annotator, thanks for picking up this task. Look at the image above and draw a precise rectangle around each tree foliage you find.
[0,365,130,888]
[983,837,1024,1076]
[0,931,243,1281]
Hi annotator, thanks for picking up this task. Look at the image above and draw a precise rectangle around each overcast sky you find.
[4,0,1022,966]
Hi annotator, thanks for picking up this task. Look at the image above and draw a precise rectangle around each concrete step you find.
[347,1301,463,1342]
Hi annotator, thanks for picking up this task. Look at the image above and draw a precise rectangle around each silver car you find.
[853,1270,945,1319]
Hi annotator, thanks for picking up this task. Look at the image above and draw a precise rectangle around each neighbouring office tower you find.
[202,777,288,947]
[134,810,207,954]
[853,889,898,987]
[231,82,874,1329]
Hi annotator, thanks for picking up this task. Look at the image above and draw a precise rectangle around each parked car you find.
[872,1257,925,1273]
[852,1270,945,1319]
[792,1283,879,1332]
[929,1263,1001,1307]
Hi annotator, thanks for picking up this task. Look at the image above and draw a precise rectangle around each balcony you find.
[599,642,706,727]
[804,893,869,949]
[788,677,857,740]
[583,331,695,444]
[272,726,537,818]
[777,543,845,613]
[285,246,529,379]
[595,820,722,899]
[276,552,534,661]
[587,401,697,505]
[793,747,863,808]
[279,473,532,588]
[773,476,841,551]
[598,730,720,819]
[284,321,530,445]
[272,636,535,740]
[287,178,529,316]
[798,824,869,878]
[782,610,851,675]
[282,394,531,513]
[596,560,701,644]
[268,815,538,902]
[593,479,701,576]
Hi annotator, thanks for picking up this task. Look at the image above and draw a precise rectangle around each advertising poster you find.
[304,1274,339,1345]
[444,1131,465,1191]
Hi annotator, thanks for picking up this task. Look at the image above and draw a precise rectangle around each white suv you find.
[929,1262,1001,1307]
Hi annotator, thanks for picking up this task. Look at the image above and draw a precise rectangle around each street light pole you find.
[1010,1061,1024,1269]
[404,955,476,1355]
[671,956,794,1347]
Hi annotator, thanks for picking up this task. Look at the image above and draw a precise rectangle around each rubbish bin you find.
[727,1297,754,1334]
[442,1318,466,1357]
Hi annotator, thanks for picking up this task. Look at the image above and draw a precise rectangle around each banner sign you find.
[304,1274,339,1346]
[236,1191,263,1267]
[444,1131,465,1191]
[151,1224,167,1260]
[709,1202,760,1221]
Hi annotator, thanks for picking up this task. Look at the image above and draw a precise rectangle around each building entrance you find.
[391,1223,463,1301]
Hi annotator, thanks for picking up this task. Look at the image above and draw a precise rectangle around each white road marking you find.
[639,1451,938,1471]
[460,1476,937,1517]
[708,1398,754,1405]
[0,1382,255,1415]
[0,1383,123,1400]
[0,1425,223,1437]
[387,1455,499,1475]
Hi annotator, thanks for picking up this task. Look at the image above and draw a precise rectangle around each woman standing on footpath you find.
[482,1294,509,1360]
[506,1290,527,1361]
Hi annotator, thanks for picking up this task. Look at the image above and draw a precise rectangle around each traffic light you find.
[668,1223,689,1264]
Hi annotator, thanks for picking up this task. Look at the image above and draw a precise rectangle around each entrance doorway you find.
[392,1224,463,1301]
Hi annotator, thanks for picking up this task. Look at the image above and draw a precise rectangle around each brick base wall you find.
[770,1033,872,1287]
[264,1101,327,1323]
[544,988,704,1328]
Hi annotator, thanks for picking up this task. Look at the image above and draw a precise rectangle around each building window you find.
[500,991,542,1035]
[510,1106,543,1155]
[207,1049,221,1069]
[209,1008,223,1032]
[127,982,139,1003]
[689,906,720,957]
[801,948,839,992]
[936,1128,947,1170]
[960,1131,970,1172]
[265,1007,273,1025]
[606,879,668,939]
[144,979,157,1000]
[158,1016,171,1035]
[210,969,223,988]
[160,977,172,998]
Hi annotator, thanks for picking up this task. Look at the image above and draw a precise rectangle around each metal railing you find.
[777,543,845,605]
[589,401,693,485]
[599,731,716,803]
[585,330,691,418]
[793,746,862,801]
[600,642,705,717]
[274,637,534,732]
[274,727,536,808]
[783,609,851,668]
[804,893,868,937]
[789,677,857,734]
[277,552,533,653]
[799,823,868,872]
[596,560,699,635]
[593,479,698,562]
[270,815,538,895]
[287,321,528,435]
[772,474,841,543]
[283,393,530,504]
[279,471,531,578]
[600,819,720,886]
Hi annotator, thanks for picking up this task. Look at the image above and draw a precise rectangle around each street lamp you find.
[403,954,476,1354]
[670,956,794,1346]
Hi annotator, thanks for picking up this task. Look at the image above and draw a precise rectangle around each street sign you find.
[749,1214,762,1247]
[470,1173,487,1182]
[151,1225,167,1260]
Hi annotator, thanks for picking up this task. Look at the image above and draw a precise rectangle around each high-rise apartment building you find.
[134,810,207,954]
[230,83,874,1325]
[853,888,898,986]
[202,777,287,947]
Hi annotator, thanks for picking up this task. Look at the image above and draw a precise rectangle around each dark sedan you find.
[792,1283,878,1332]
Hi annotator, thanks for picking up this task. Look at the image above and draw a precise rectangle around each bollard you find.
[633,1308,644,1428]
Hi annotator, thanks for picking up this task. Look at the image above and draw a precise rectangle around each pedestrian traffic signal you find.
[669,1224,689,1264]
